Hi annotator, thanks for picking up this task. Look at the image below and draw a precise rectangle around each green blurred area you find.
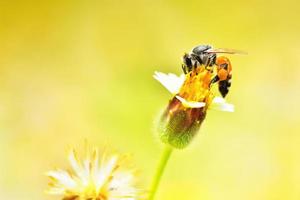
[0,0,300,199]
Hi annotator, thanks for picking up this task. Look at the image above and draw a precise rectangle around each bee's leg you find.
[210,75,219,86]
[210,54,217,66]
[182,64,188,74]
[193,60,198,70]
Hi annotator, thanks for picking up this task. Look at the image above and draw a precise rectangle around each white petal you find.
[46,170,77,189]
[95,155,118,190]
[175,95,206,108]
[210,97,234,112]
[109,171,135,191]
[153,71,185,94]
[68,150,89,185]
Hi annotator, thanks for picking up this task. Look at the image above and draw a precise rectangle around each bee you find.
[181,45,216,73]
[181,44,245,97]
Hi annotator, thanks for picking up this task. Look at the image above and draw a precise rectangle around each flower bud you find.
[157,96,207,149]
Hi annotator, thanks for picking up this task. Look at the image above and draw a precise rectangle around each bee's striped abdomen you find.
[218,75,231,98]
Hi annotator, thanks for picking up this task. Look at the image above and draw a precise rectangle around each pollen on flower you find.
[46,145,141,200]
[178,66,213,105]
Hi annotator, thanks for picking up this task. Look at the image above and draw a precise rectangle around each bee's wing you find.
[206,48,247,55]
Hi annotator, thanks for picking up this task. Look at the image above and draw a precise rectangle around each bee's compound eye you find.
[192,45,212,55]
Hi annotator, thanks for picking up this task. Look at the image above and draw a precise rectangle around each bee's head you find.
[191,45,212,56]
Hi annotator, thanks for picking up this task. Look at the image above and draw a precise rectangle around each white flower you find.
[153,71,234,112]
[46,146,141,200]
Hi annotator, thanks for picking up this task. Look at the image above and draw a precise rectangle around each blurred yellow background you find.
[1,0,300,199]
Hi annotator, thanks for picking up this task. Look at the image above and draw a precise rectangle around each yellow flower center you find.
[178,66,214,104]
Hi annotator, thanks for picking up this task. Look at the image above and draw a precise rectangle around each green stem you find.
[149,145,173,200]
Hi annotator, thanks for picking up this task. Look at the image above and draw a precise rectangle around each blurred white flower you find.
[46,145,141,200]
